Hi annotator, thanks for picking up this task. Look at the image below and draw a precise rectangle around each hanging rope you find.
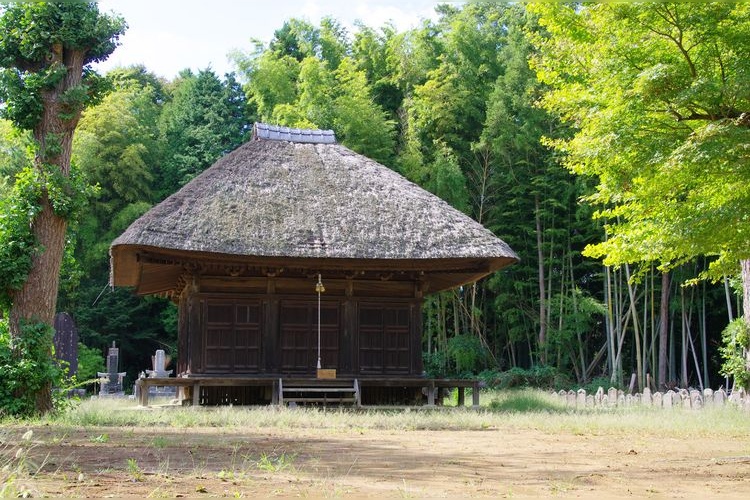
[315,273,325,370]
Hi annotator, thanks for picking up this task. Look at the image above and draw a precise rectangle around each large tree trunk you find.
[658,271,670,390]
[8,198,67,413]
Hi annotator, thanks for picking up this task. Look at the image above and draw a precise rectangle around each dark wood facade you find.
[175,264,425,379]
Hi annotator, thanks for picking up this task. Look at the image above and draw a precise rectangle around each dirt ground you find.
[3,422,750,498]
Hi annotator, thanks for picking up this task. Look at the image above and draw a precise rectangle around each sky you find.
[96,0,453,79]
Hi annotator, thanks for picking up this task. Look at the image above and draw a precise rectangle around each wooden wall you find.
[177,275,423,377]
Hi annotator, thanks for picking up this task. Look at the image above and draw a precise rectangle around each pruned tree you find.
[0,2,125,414]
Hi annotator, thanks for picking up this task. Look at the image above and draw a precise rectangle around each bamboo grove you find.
[1,3,748,396]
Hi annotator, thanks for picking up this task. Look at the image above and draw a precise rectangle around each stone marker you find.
[689,390,702,409]
[714,388,726,406]
[642,387,652,405]
[567,390,576,406]
[146,349,173,378]
[53,312,79,376]
[97,342,126,397]
[653,391,662,407]
[577,388,586,407]
[608,387,618,406]
[663,390,674,408]
[144,349,176,399]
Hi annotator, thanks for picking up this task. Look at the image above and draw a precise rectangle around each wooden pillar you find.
[177,288,190,375]
[181,275,201,374]
[410,303,424,375]
[340,279,354,374]
[411,279,426,375]
[265,277,279,373]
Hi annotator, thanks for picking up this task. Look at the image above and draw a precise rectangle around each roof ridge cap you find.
[253,122,336,144]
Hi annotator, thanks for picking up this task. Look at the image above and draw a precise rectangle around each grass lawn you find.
[2,390,749,497]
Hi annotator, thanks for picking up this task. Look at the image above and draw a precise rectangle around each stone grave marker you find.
[144,349,176,399]
[652,391,663,407]
[98,342,126,397]
[53,312,78,376]
[642,387,652,405]
[577,388,586,407]
[714,388,726,406]
[607,387,618,406]
[663,390,674,408]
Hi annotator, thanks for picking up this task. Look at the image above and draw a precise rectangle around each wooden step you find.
[278,378,360,407]
[283,387,355,393]
[284,397,356,404]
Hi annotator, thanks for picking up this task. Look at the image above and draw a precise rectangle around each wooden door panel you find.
[358,303,411,375]
[204,300,262,373]
[279,301,339,374]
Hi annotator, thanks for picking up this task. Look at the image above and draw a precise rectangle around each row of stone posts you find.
[554,386,750,410]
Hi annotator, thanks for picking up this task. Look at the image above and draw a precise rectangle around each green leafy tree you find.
[351,22,402,118]
[529,2,750,388]
[242,24,396,166]
[72,79,160,274]
[0,1,125,414]
[157,69,250,197]
[0,118,33,195]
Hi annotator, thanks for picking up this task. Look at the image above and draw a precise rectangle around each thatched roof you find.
[111,124,518,293]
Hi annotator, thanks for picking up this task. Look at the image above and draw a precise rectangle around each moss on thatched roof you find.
[111,126,518,291]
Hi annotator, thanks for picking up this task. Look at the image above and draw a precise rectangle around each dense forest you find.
[2,2,748,396]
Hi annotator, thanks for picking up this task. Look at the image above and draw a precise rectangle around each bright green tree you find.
[72,76,161,274]
[0,119,32,195]
[529,3,750,387]
[239,19,396,166]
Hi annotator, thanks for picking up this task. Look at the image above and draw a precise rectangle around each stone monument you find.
[143,349,176,399]
[98,342,126,397]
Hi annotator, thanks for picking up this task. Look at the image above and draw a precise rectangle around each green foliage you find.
[0,2,126,131]
[719,319,750,390]
[157,69,250,196]
[447,334,488,375]
[578,376,620,395]
[0,119,32,185]
[0,163,96,311]
[236,18,396,166]
[480,366,569,391]
[0,318,63,417]
[72,78,160,274]
[0,170,41,312]
[529,3,750,277]
[487,390,568,413]
[422,350,450,378]
[76,342,104,383]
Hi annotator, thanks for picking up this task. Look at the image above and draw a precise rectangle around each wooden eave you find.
[111,244,515,296]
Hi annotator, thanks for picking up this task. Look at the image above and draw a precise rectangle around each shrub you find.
[479,365,569,390]
[719,318,750,391]
[423,350,450,378]
[0,318,64,417]
[447,334,488,375]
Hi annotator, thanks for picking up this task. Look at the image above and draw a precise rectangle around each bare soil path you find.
[3,422,750,498]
